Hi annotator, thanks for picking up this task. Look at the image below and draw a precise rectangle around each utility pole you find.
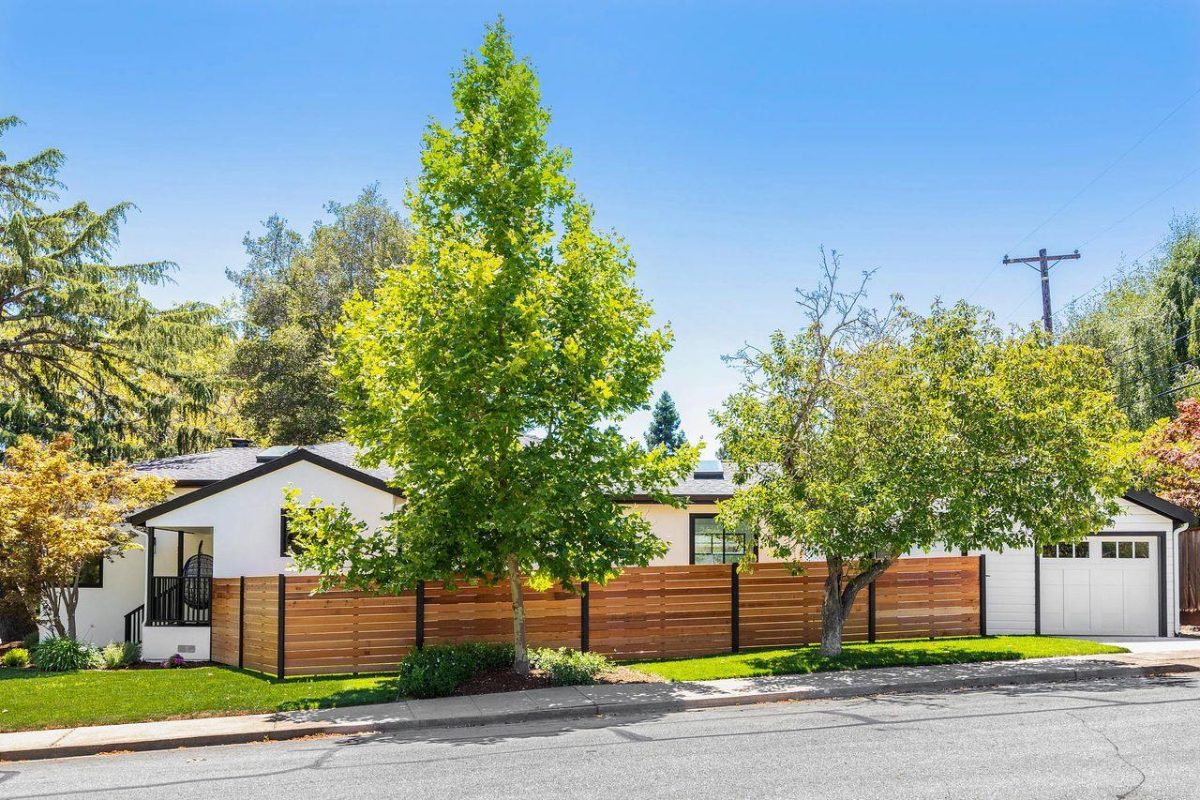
[1002,248,1081,334]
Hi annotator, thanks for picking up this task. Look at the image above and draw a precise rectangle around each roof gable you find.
[128,447,401,526]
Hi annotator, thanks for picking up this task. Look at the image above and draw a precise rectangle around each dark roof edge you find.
[1123,489,1197,526]
[619,493,732,504]
[128,447,401,525]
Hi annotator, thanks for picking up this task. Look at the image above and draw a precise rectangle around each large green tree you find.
[645,391,687,453]
[227,184,411,444]
[0,116,231,460]
[715,256,1135,655]
[285,21,697,674]
[1065,217,1200,429]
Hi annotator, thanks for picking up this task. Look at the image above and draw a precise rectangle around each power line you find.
[1079,163,1200,250]
[968,86,1200,303]
[1009,86,1200,256]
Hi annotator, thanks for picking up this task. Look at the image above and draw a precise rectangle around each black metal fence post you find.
[276,574,286,679]
[979,554,987,636]
[868,581,878,643]
[237,576,246,669]
[731,563,740,653]
[580,581,590,653]
[415,580,426,649]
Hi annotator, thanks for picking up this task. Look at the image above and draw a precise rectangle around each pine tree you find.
[645,392,687,453]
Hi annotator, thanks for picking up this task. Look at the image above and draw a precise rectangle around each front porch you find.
[127,526,214,659]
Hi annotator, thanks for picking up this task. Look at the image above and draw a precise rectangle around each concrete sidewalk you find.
[3,650,1200,762]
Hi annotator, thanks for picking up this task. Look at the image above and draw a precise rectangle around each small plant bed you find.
[396,643,655,698]
[626,636,1129,682]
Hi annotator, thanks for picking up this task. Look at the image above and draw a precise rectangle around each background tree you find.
[227,184,411,444]
[1138,396,1200,513]
[715,256,1134,655]
[0,435,172,638]
[0,115,232,460]
[285,21,697,674]
[645,391,687,453]
[1064,216,1200,429]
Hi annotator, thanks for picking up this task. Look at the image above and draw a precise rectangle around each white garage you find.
[1039,534,1163,636]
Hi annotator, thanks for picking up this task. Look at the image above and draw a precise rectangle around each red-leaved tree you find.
[1139,397,1200,514]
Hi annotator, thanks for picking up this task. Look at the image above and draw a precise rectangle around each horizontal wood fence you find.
[1182,529,1200,625]
[211,556,982,678]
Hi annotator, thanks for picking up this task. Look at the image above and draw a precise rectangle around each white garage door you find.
[1040,536,1159,636]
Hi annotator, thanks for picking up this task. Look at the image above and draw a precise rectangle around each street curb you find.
[2,661,1195,762]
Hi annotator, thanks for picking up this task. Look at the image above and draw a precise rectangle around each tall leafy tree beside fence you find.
[286,21,697,674]
[0,116,231,460]
[714,255,1135,655]
[0,434,172,639]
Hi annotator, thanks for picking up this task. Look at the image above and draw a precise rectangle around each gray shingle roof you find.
[133,442,395,485]
[134,439,736,499]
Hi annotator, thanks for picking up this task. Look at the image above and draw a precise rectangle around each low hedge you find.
[395,643,615,698]
[396,642,515,699]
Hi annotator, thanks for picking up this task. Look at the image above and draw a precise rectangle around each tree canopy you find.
[645,391,687,453]
[715,255,1135,654]
[286,20,697,673]
[0,434,172,639]
[227,184,411,444]
[1064,217,1200,429]
[1139,396,1200,514]
[0,115,232,460]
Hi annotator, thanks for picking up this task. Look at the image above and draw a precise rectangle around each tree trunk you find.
[820,559,848,656]
[65,587,78,641]
[506,554,530,675]
[819,555,897,657]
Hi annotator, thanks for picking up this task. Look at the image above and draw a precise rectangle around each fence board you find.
[213,557,981,677]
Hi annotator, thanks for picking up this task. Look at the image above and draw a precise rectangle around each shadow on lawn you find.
[738,644,1030,675]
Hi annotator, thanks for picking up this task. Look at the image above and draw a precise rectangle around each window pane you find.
[1134,541,1149,559]
[1119,541,1133,559]
[693,518,721,564]
[723,527,751,563]
[77,556,103,588]
[1041,545,1057,558]
[1058,543,1073,558]
[1102,541,1116,558]
[1075,542,1090,559]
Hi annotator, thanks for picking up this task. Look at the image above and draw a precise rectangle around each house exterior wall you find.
[144,460,397,579]
[142,625,211,661]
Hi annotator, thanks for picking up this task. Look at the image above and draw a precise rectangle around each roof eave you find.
[128,448,401,526]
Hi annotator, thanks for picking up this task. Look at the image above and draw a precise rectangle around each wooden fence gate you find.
[211,556,983,678]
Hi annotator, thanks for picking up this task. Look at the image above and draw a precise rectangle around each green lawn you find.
[627,636,1128,681]
[0,665,396,732]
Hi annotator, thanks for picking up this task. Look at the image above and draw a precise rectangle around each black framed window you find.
[77,555,103,588]
[280,509,297,557]
[1041,542,1090,559]
[690,514,752,564]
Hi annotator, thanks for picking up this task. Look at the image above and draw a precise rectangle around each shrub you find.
[396,642,514,699]
[100,641,141,669]
[162,653,187,668]
[2,648,30,668]
[530,647,612,686]
[31,637,100,672]
[21,631,39,651]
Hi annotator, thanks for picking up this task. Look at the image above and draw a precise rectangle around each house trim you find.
[129,447,401,525]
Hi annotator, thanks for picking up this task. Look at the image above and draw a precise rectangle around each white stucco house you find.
[63,438,1195,661]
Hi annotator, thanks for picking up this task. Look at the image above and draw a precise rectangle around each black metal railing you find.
[123,604,145,644]
[147,576,212,626]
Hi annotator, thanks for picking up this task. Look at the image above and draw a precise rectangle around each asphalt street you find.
[4,675,1200,800]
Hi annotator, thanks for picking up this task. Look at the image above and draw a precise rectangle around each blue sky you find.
[3,1,1198,451]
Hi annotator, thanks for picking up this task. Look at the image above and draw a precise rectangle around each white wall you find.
[145,460,398,579]
[40,547,147,646]
[142,625,211,661]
